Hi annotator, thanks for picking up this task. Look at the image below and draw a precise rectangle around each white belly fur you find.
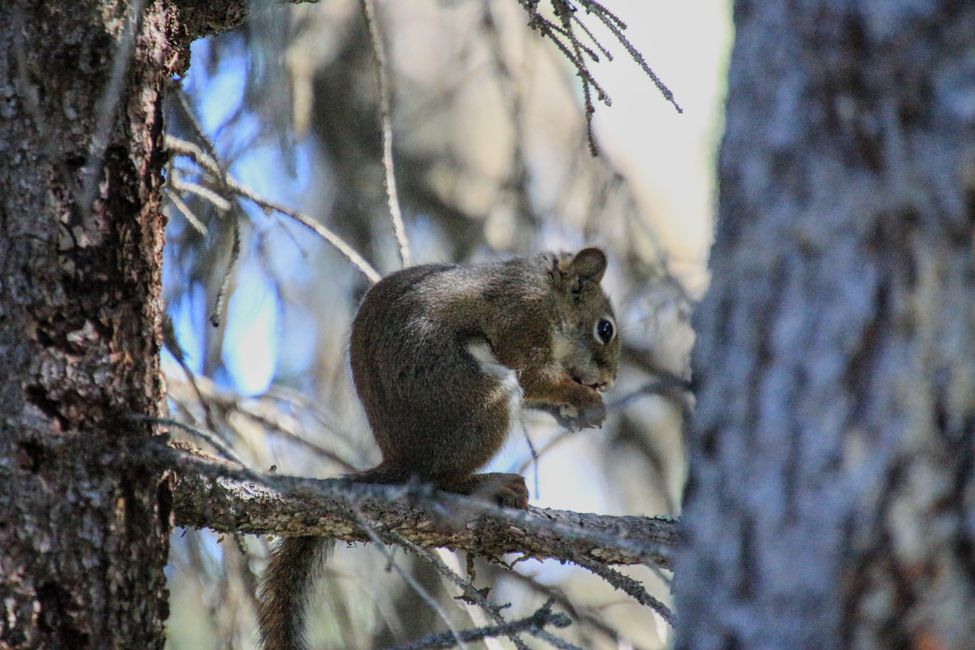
[465,340,524,424]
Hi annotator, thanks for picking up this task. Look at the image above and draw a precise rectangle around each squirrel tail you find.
[256,464,402,648]
[257,536,334,650]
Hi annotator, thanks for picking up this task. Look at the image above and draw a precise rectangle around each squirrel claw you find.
[450,472,529,509]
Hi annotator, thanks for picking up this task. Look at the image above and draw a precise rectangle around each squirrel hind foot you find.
[445,472,529,509]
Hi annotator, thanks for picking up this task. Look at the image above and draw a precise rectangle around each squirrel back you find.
[350,249,618,485]
[258,248,619,649]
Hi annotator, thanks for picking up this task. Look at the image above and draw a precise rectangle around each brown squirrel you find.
[258,247,620,649]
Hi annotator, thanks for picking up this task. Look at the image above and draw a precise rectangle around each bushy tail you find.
[257,536,334,650]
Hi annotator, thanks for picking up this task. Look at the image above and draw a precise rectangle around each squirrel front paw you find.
[537,389,606,431]
[562,395,606,430]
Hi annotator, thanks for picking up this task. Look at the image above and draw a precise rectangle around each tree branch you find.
[173,0,320,40]
[159,446,679,570]
[387,599,573,650]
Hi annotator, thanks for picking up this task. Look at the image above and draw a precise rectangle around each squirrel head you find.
[547,247,620,392]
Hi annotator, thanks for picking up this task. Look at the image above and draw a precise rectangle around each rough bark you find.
[165,449,679,570]
[677,2,975,648]
[0,1,180,646]
[173,0,318,39]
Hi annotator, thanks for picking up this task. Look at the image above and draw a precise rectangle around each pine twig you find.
[360,0,412,268]
[164,135,381,284]
[387,599,573,650]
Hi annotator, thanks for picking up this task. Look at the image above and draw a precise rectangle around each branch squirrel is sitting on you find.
[258,247,620,649]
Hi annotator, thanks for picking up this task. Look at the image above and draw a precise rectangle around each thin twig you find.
[543,17,602,63]
[166,377,360,473]
[173,85,226,179]
[531,15,610,105]
[360,0,412,268]
[514,414,541,498]
[387,599,572,650]
[501,568,656,650]
[130,415,263,484]
[386,532,532,650]
[573,556,675,627]
[516,428,573,475]
[351,507,469,650]
[169,172,232,212]
[514,376,690,475]
[556,4,599,156]
[514,0,682,152]
[164,187,209,236]
[209,215,240,327]
[264,384,362,450]
[529,626,584,650]
[608,377,691,412]
[570,11,613,61]
[161,314,220,434]
[582,0,682,113]
[165,135,381,284]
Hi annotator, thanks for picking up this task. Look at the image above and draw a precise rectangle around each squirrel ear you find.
[568,247,607,285]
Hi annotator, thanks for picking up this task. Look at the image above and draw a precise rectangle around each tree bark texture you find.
[164,449,679,570]
[677,2,975,648]
[0,2,180,646]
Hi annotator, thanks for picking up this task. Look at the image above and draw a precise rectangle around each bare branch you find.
[159,446,678,570]
[352,507,469,650]
[168,172,232,213]
[513,0,682,156]
[360,0,412,268]
[573,556,675,627]
[387,533,532,650]
[500,569,656,650]
[161,316,220,434]
[387,599,572,650]
[581,0,683,113]
[164,188,209,235]
[166,376,360,473]
[555,2,599,156]
[209,215,241,328]
[165,135,381,284]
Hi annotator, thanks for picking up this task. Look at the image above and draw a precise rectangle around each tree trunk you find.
[0,2,179,646]
[677,1,975,648]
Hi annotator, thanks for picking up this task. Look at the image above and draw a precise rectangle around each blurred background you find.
[161,1,730,647]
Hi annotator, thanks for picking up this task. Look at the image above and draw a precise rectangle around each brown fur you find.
[257,537,332,650]
[258,248,620,649]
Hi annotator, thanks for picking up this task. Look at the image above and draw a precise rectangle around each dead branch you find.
[352,506,468,649]
[573,556,675,626]
[388,533,533,650]
[387,599,573,650]
[159,446,678,571]
[360,0,411,268]
[515,0,681,155]
[164,135,382,284]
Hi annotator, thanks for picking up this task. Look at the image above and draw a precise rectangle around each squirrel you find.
[257,247,620,650]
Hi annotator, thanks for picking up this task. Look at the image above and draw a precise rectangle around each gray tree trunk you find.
[0,2,179,646]
[677,2,975,648]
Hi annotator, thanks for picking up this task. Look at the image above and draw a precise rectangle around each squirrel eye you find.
[593,317,616,345]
